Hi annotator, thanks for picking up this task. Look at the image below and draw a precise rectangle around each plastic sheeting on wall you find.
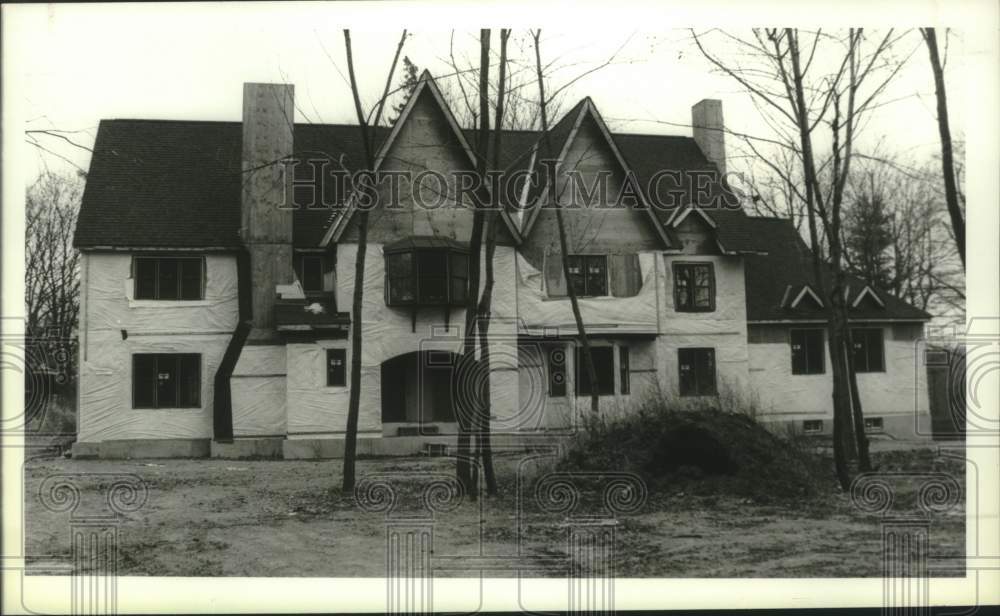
[231,345,287,436]
[515,253,658,335]
[77,254,239,442]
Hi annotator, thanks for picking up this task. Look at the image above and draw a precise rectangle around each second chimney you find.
[242,83,295,330]
[691,99,726,178]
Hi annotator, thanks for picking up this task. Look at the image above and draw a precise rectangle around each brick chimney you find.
[241,83,295,329]
[691,99,726,177]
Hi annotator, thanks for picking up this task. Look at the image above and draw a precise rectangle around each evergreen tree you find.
[388,56,420,125]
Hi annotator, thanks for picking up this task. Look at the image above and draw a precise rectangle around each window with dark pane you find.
[566,255,608,297]
[575,346,614,396]
[791,328,825,375]
[132,353,200,408]
[385,247,470,307]
[547,346,567,397]
[299,255,324,292]
[673,262,715,312]
[678,347,716,396]
[387,252,415,303]
[326,348,347,386]
[133,257,204,300]
[851,328,885,372]
[619,346,630,395]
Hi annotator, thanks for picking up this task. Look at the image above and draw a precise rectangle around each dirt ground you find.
[23,445,966,577]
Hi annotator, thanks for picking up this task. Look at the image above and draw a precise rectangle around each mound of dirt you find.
[559,408,829,500]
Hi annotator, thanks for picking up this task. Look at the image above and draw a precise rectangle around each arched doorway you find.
[380,350,457,426]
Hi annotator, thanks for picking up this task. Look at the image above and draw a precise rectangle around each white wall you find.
[747,323,930,428]
[77,252,238,442]
[656,254,750,401]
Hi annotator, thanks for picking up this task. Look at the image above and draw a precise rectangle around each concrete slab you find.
[211,438,284,459]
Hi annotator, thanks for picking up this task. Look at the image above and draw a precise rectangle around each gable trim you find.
[852,285,886,308]
[789,285,825,309]
[321,71,522,247]
[670,205,717,229]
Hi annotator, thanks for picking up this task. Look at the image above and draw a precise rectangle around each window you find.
[134,257,203,300]
[132,354,200,408]
[678,347,716,396]
[547,346,567,397]
[575,346,614,396]
[326,349,347,386]
[791,329,825,375]
[619,346,630,395]
[384,247,469,306]
[673,262,715,312]
[851,328,885,373]
[864,417,884,432]
[297,255,325,292]
[803,419,823,433]
[567,255,608,297]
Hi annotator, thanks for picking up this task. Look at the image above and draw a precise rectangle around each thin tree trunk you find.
[474,28,509,497]
[341,29,406,492]
[923,28,965,269]
[532,29,600,416]
[786,28,851,489]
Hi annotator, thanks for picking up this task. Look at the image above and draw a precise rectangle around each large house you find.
[71,73,932,459]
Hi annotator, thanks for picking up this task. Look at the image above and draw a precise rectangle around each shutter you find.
[545,250,567,298]
[610,253,642,297]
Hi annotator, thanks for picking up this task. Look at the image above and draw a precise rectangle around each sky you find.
[4,3,969,182]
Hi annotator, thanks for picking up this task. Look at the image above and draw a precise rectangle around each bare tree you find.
[341,29,408,493]
[693,28,914,485]
[532,29,600,416]
[920,28,965,270]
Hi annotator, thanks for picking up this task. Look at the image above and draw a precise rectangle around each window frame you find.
[851,327,886,373]
[803,419,823,433]
[547,346,567,397]
[678,347,717,397]
[297,254,326,293]
[133,256,205,301]
[672,262,716,312]
[575,345,615,397]
[566,254,609,298]
[384,247,470,307]
[790,328,826,375]
[132,353,201,409]
[326,348,347,387]
[619,346,630,395]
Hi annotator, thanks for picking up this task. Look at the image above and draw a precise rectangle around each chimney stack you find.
[241,83,295,329]
[691,99,726,178]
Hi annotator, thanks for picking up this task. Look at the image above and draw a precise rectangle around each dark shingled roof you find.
[743,216,932,322]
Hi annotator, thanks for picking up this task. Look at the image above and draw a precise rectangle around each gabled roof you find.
[743,216,931,322]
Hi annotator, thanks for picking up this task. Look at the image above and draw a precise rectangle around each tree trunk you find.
[923,28,965,269]
[532,29,600,417]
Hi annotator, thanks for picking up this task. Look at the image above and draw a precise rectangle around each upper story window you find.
[851,327,885,373]
[134,256,204,300]
[791,328,825,375]
[567,255,608,297]
[673,262,715,312]
[384,238,469,307]
[296,254,325,293]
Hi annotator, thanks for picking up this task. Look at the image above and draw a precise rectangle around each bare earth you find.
[23,446,965,577]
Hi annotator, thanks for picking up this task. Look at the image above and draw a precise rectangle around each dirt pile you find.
[559,406,830,500]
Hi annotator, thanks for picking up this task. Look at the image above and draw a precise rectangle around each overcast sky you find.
[5,3,969,182]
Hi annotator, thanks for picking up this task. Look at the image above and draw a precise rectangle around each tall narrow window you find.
[134,257,204,300]
[576,346,614,396]
[567,255,608,297]
[298,255,325,292]
[132,354,201,408]
[673,262,715,312]
[678,348,716,396]
[851,328,885,373]
[326,348,347,386]
[790,328,825,375]
[547,346,567,397]
[619,346,630,395]
[386,252,415,303]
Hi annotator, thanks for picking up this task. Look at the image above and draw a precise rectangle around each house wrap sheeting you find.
[77,254,239,441]
[514,253,659,335]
